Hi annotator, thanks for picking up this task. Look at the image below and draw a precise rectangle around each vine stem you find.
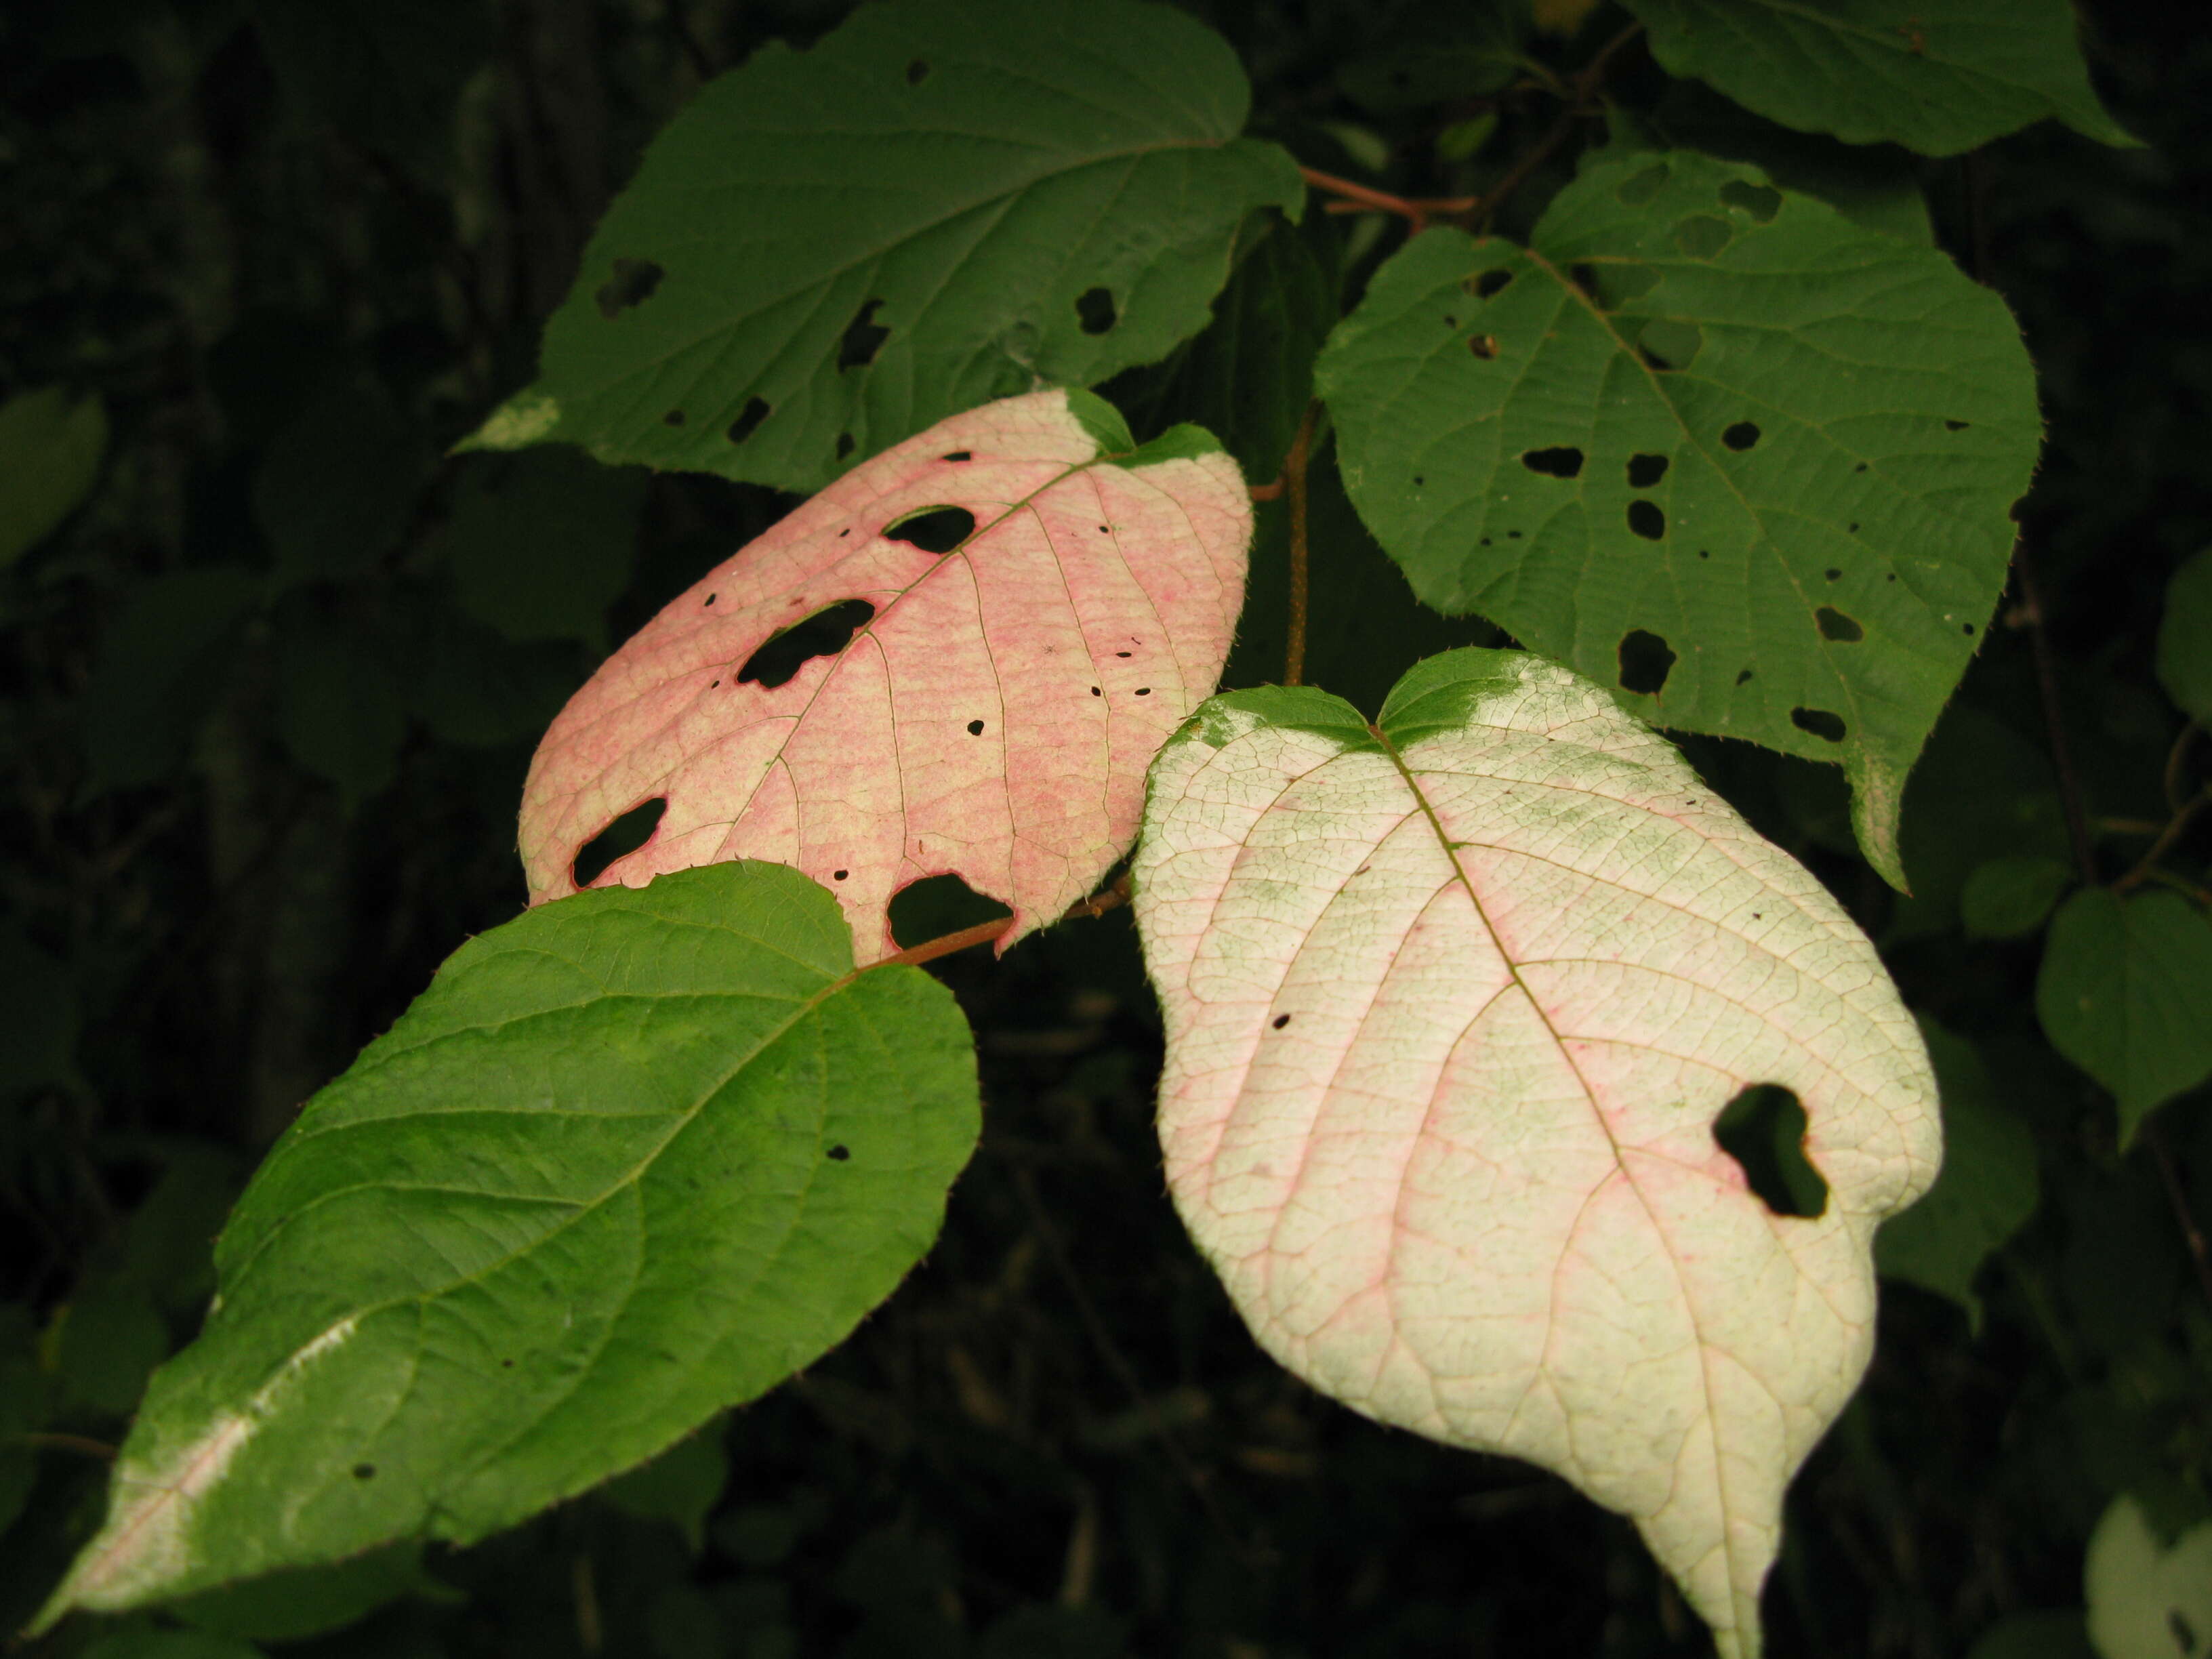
[1283,401,1319,687]
[2144,1118,2212,1311]
[2011,548,2097,882]
[876,874,1129,970]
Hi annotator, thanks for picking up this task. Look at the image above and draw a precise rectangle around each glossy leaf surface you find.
[1134,648,1940,1658]
[520,390,1249,964]
[1316,151,2042,885]
[36,863,978,1622]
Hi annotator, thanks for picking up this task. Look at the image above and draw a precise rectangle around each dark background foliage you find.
[2,2,2207,1656]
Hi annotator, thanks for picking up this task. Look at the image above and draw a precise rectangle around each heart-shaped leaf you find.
[520,389,1250,964]
[1133,648,1941,1659]
[33,862,977,1625]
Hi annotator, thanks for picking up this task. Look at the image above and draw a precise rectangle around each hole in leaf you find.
[1469,334,1499,359]
[941,450,971,462]
[738,599,876,689]
[1791,707,1846,743]
[1568,263,1599,298]
[834,869,848,880]
[1675,215,1732,258]
[663,409,686,426]
[704,594,716,607]
[1824,568,1843,581]
[1617,163,1670,205]
[835,432,855,459]
[1618,630,1675,695]
[1627,453,1668,489]
[1273,1014,1291,1029]
[353,1463,377,1480]
[727,398,769,445]
[1963,622,1975,636]
[594,257,664,319]
[1713,1084,1828,1218]
[1521,446,1584,479]
[967,718,985,735]
[885,506,975,553]
[1944,419,1969,431]
[1723,421,1761,451]
[838,299,889,370]
[888,873,1012,949]
[905,58,929,84]
[827,1143,851,1161]
[1471,268,1514,299]
[1736,668,1754,685]
[1718,180,1782,222]
[1816,606,1864,642]
[573,797,667,888]
[1637,319,1702,371]
[1627,499,1666,540]
[1077,287,1118,334]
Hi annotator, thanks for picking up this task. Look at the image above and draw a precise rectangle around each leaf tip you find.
[456,388,562,455]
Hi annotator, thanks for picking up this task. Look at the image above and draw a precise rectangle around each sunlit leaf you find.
[1134,647,1940,1659]
[1316,150,2043,884]
[520,389,1249,964]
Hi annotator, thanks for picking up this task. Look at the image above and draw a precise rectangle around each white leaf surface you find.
[1133,649,1940,1658]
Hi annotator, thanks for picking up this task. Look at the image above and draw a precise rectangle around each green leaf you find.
[598,1418,729,1551]
[2036,887,2212,1147]
[1969,1611,2097,1659]
[1961,855,2073,940]
[1875,1017,2039,1329]
[0,386,107,567]
[1315,150,2043,885]
[35,861,979,1623]
[1889,708,2068,940]
[171,1542,449,1643]
[251,0,491,186]
[1620,0,2137,156]
[2154,546,2212,726]
[274,607,408,802]
[430,450,646,650]
[253,384,426,588]
[463,0,1302,491]
[0,1312,47,1537]
[78,567,264,796]
[54,1287,171,1420]
[2084,1494,2212,1659]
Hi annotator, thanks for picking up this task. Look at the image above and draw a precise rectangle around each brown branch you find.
[2142,1116,2212,1311]
[2011,548,2097,883]
[1283,402,1319,688]
[15,1432,115,1461]
[1296,166,1476,236]
[2113,785,2209,894]
[874,875,1130,971]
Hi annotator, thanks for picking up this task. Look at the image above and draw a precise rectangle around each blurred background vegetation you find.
[1,1,2208,1655]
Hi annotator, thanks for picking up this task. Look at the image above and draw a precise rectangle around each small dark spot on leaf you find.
[1474,268,1514,298]
[710,679,720,688]
[573,797,667,888]
[501,1359,514,1368]
[1618,630,1675,695]
[942,451,971,462]
[834,869,848,880]
[886,506,975,553]
[1944,419,1969,432]
[1469,335,1499,359]
[1816,606,1863,642]
[1791,707,1846,743]
[1273,1014,1291,1029]
[905,58,928,84]
[1480,537,1492,546]
[1723,421,1761,451]
[827,1143,851,1160]
[594,257,664,319]
[1736,668,1753,685]
[727,397,769,445]
[1090,687,1101,696]
[1887,573,1897,582]
[1115,651,1131,657]
[1847,522,1859,534]
[1718,180,1783,223]
[1522,446,1584,479]
[1855,462,1869,472]
[739,599,876,689]
[354,1463,377,1480]
[1628,453,1669,489]
[1099,525,1109,533]
[838,299,889,370]
[1443,314,1457,328]
[1825,568,1842,581]
[1713,1083,1828,1217]
[836,432,855,459]
[1698,549,1711,560]
[663,409,686,426]
[1506,529,1521,539]
[1413,476,1425,487]
[1627,499,1666,540]
[1135,687,1151,696]
[967,719,985,735]
[1963,622,1975,636]
[1077,287,1117,334]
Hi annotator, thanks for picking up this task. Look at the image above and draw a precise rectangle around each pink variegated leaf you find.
[1133,649,1942,1659]
[520,389,1248,962]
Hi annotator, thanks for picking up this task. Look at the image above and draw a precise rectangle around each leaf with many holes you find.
[1315,150,2041,887]
[461,0,1301,493]
[1620,0,2136,156]
[520,389,1248,964]
[2035,887,2212,1149]
[31,861,977,1626]
[1133,648,1940,1659]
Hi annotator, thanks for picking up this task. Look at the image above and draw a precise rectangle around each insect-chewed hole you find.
[1718,180,1782,223]
[1627,499,1666,540]
[573,797,667,888]
[1469,334,1500,359]
[941,450,972,462]
[838,299,889,370]
[836,432,855,459]
[1791,706,1846,743]
[737,599,876,689]
[1617,629,1675,695]
[1627,453,1668,489]
[884,506,976,554]
[1713,1083,1828,1218]
[905,58,929,84]
[1471,268,1514,299]
[1723,420,1761,451]
[1675,215,1732,259]
[1816,606,1864,642]
[727,397,770,445]
[888,873,1013,949]
[1944,419,1970,432]
[594,257,664,319]
[663,409,686,426]
[1076,287,1118,334]
[1521,445,1584,479]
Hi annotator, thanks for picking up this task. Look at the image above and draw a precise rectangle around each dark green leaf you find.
[171,1543,449,1643]
[0,386,106,567]
[1966,1610,2095,1659]
[1888,708,2068,940]
[253,385,425,588]
[54,1286,171,1420]
[79,567,264,796]
[2154,546,2212,726]
[274,608,408,802]
[1620,0,2136,155]
[1960,855,2072,940]
[35,862,979,1621]
[430,450,646,649]
[463,0,1301,490]
[0,923,79,1097]
[2036,887,2212,1146]
[81,1628,266,1659]
[251,0,492,185]
[598,1418,729,1552]
[1316,150,2043,884]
